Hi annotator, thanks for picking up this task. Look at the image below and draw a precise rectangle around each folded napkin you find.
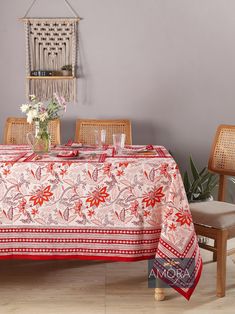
[65,139,83,148]
[57,150,79,158]
[146,144,154,150]
[71,142,83,148]
[65,139,73,146]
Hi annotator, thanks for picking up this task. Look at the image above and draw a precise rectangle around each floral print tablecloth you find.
[0,145,202,299]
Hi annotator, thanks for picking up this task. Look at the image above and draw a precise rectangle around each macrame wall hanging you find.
[21,0,81,102]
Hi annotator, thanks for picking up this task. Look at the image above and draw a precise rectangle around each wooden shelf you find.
[27,76,75,79]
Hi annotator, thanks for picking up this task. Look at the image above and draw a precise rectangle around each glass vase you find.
[30,121,51,154]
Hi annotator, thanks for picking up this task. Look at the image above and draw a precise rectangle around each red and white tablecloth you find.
[0,145,202,299]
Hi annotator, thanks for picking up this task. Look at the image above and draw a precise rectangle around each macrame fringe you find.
[29,79,76,102]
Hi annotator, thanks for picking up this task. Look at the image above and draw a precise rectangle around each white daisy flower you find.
[20,104,30,113]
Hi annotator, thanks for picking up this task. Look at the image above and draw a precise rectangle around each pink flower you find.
[54,93,66,112]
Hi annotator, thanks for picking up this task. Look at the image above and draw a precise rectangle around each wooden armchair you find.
[3,117,61,145]
[75,119,132,145]
[190,124,235,297]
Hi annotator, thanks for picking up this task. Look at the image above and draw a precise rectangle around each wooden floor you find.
[0,241,235,314]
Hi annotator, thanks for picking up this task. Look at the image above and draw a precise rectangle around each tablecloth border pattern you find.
[0,226,161,261]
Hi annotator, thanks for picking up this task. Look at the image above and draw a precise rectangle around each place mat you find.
[110,146,172,159]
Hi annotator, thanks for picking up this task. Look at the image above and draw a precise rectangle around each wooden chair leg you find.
[216,229,228,297]
[213,239,217,262]
[155,288,165,301]
[155,278,165,301]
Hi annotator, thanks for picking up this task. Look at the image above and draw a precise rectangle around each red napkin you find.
[146,144,154,150]
[57,150,79,158]
[65,139,83,148]
[65,139,73,146]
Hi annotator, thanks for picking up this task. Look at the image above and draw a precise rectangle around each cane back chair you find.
[190,124,235,297]
[75,119,132,145]
[3,117,61,145]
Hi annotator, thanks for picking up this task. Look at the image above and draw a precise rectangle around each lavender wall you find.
[1,0,235,169]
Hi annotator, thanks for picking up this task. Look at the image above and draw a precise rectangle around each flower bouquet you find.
[21,94,66,153]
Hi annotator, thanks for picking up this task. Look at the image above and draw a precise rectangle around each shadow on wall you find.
[132,120,172,147]
[60,118,77,144]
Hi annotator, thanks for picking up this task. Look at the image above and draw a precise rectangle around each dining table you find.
[0,144,202,301]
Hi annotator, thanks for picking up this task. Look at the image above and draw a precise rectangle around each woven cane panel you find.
[212,127,235,173]
[4,118,60,145]
[75,120,132,145]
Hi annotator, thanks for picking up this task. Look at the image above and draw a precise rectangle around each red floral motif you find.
[169,223,176,231]
[88,209,95,217]
[129,200,139,217]
[142,186,165,208]
[31,208,39,216]
[159,163,170,178]
[62,162,72,167]
[119,162,129,168]
[29,186,53,206]
[47,163,54,173]
[60,169,67,176]
[18,199,27,213]
[143,210,151,217]
[3,169,10,176]
[117,170,124,177]
[4,162,14,167]
[74,200,83,216]
[103,163,112,176]
[175,209,192,226]
[86,186,109,208]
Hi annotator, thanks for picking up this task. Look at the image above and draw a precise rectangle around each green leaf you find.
[183,171,191,194]
[199,167,206,176]
[206,173,217,189]
[183,156,219,202]
[209,180,218,192]
[190,156,200,181]
[190,172,209,191]
[205,173,213,188]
